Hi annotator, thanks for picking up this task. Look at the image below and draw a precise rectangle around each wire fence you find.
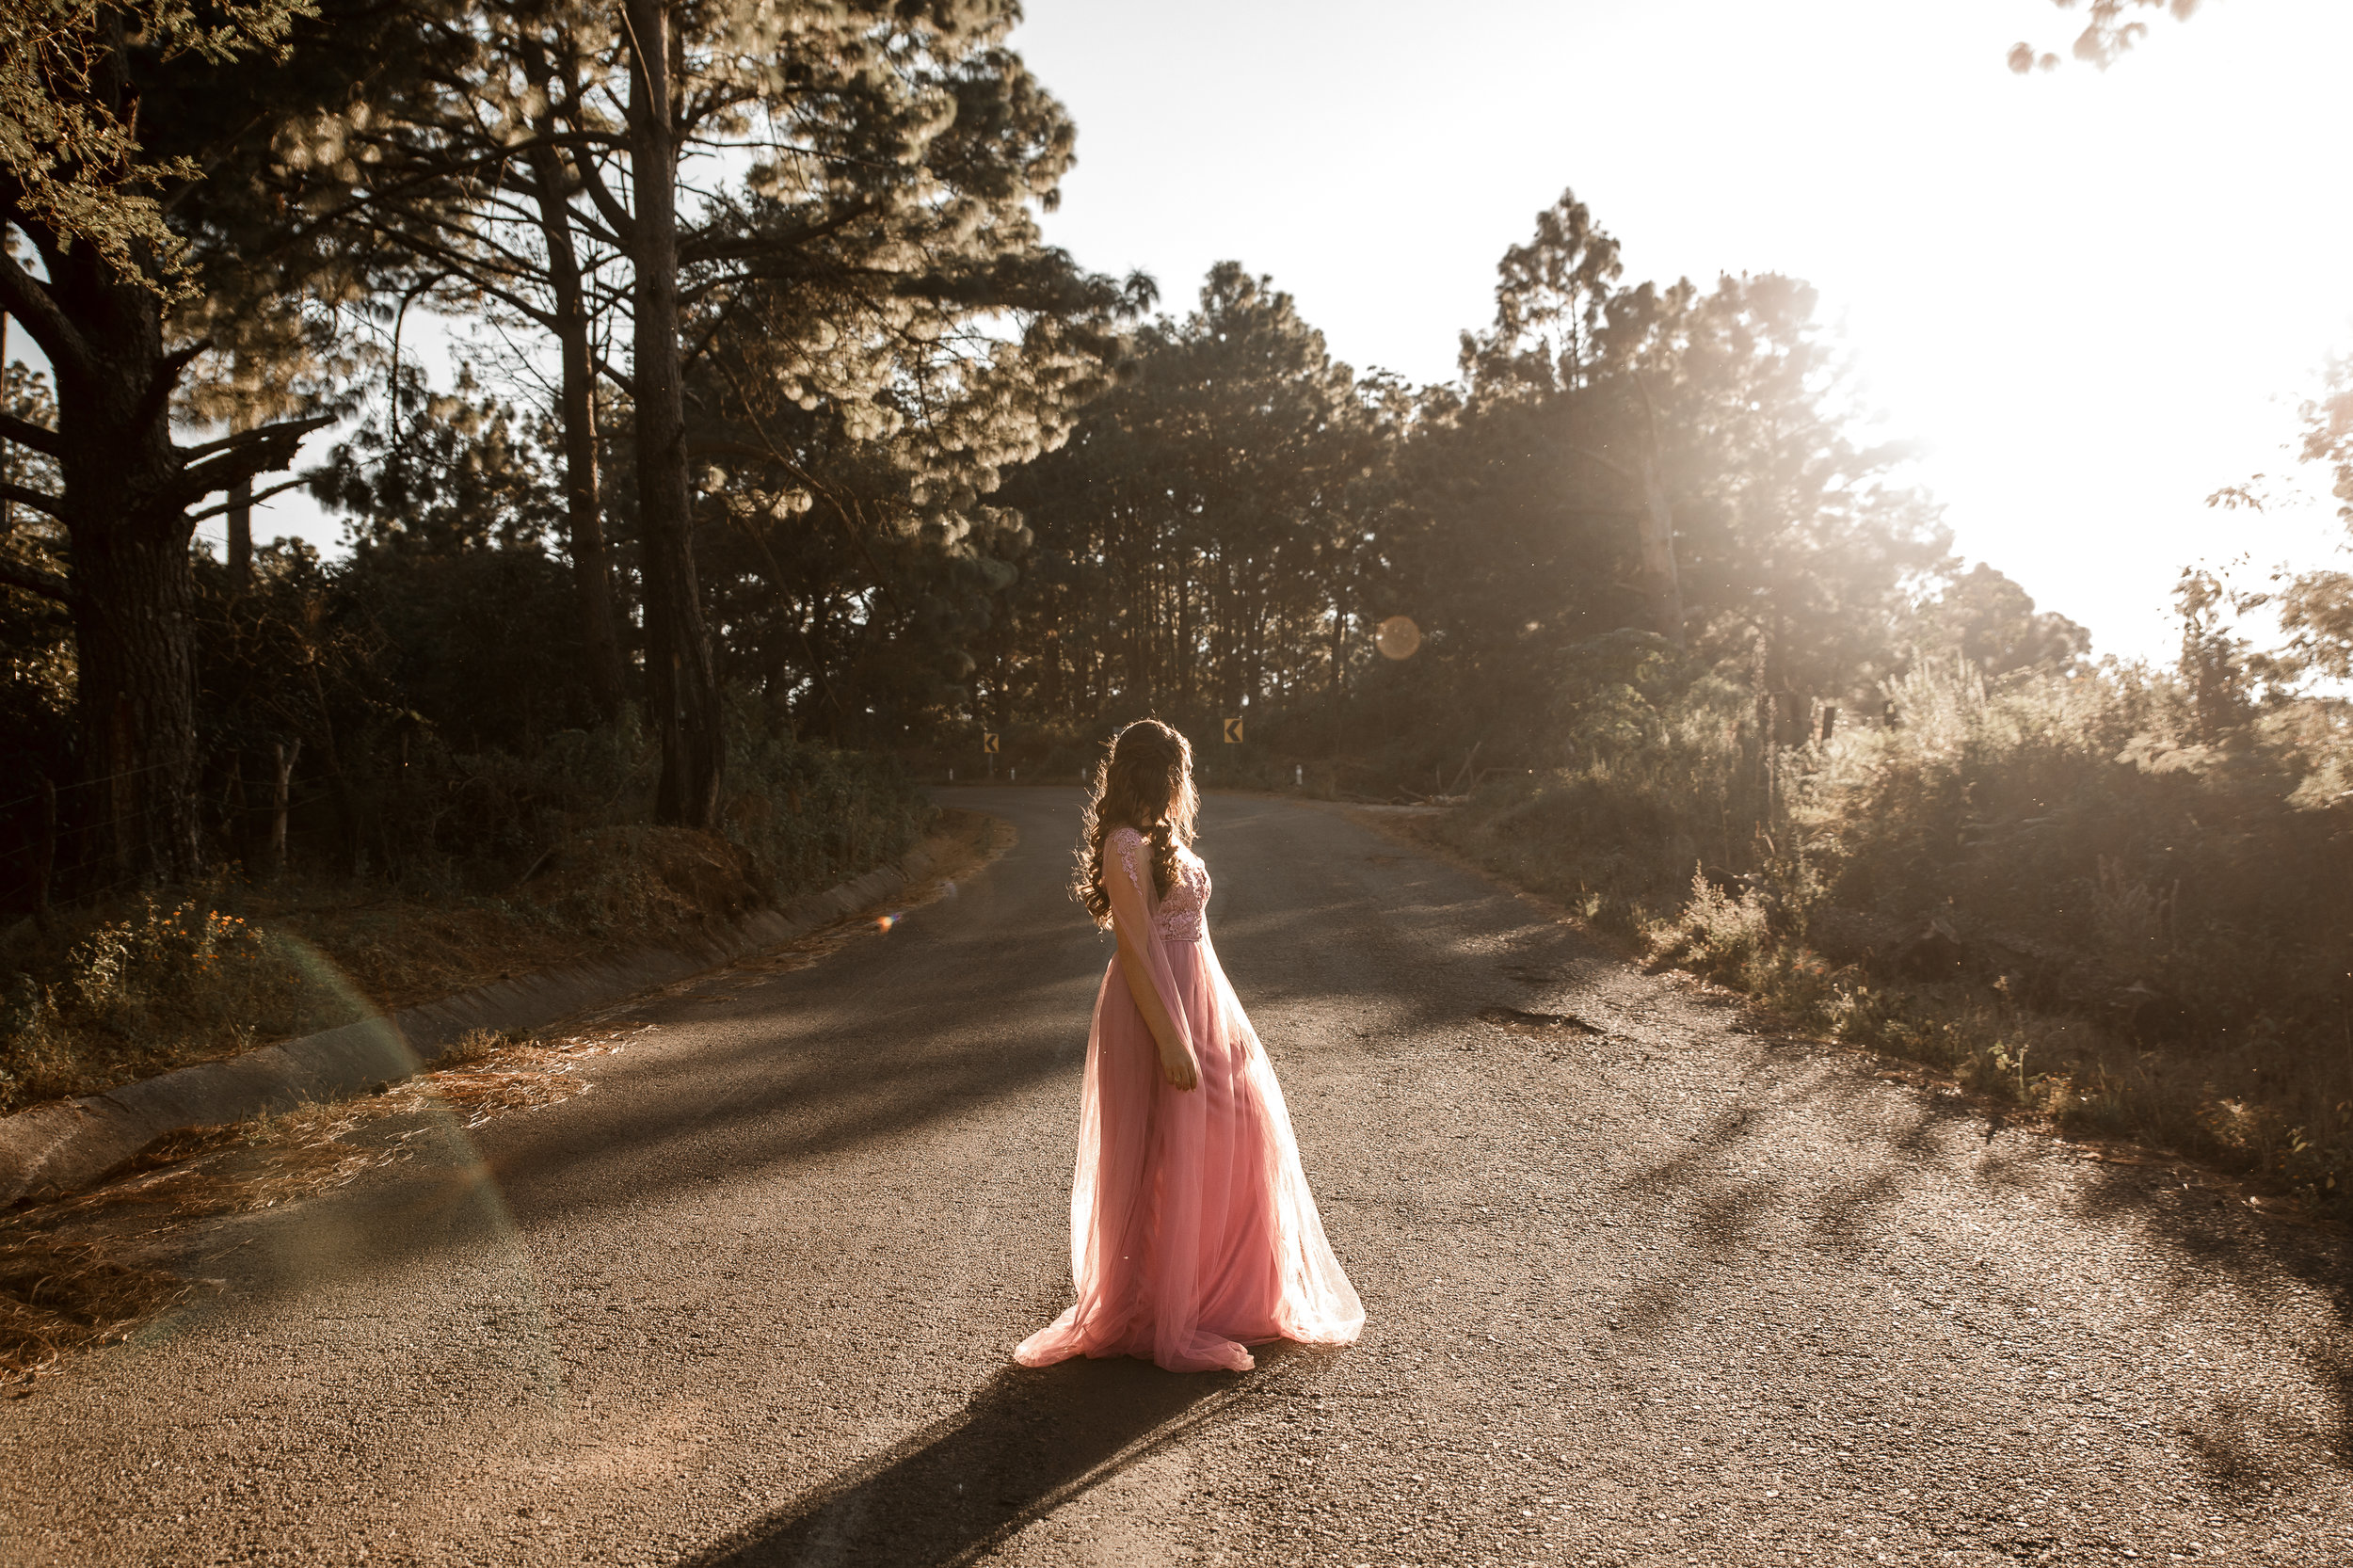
[0,760,177,821]
[0,757,352,919]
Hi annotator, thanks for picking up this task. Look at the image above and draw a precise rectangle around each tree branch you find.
[133,339,215,435]
[328,213,562,332]
[0,245,95,385]
[0,549,71,604]
[173,414,335,505]
[0,410,63,457]
[680,200,876,267]
[179,411,336,464]
[567,142,636,250]
[594,353,636,399]
[186,472,317,522]
[685,438,802,466]
[0,483,66,521]
[264,128,630,254]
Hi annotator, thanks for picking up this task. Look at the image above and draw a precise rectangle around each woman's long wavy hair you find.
[1074,718,1198,929]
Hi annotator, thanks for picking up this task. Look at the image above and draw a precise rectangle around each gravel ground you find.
[2,786,2347,1567]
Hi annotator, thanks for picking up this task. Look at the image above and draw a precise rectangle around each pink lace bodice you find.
[1107,826,1210,943]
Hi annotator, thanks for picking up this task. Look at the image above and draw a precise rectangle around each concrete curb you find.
[0,835,961,1209]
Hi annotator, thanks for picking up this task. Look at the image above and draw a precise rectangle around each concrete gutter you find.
[0,835,960,1209]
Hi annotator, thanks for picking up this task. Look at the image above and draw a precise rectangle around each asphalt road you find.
[4,787,2350,1567]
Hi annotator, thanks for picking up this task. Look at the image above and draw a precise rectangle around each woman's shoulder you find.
[1104,824,1146,846]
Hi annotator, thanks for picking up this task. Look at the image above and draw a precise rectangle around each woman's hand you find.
[1157,1034,1201,1091]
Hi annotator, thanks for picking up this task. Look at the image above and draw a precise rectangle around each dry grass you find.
[0,1025,634,1383]
[1368,799,2313,1225]
[1405,657,2353,1223]
[0,1103,376,1383]
[0,1237,197,1388]
[407,1029,632,1128]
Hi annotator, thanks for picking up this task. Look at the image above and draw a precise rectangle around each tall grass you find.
[1439,650,2353,1214]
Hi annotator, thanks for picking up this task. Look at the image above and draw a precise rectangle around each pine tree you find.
[244,1,632,718]
[306,0,1111,824]
[995,263,1381,730]
[0,0,381,884]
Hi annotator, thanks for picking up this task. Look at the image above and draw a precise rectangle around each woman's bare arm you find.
[1105,841,1199,1091]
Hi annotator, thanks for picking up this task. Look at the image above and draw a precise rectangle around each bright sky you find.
[222,0,2353,666]
[1004,0,2353,664]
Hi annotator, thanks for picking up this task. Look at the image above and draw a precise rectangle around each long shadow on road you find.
[683,1355,1254,1568]
[1601,1048,2353,1501]
[1787,1057,2353,1482]
[202,791,1536,1309]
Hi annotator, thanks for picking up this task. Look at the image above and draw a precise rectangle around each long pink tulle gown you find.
[1015,825,1364,1374]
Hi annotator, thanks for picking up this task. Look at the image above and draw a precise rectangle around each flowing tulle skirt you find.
[1015,929,1364,1373]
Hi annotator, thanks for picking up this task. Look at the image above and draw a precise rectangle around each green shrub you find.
[0,893,361,1111]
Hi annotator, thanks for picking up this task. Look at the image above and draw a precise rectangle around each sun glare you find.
[1012,0,2353,664]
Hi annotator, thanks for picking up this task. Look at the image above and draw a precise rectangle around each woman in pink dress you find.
[1015,718,1365,1374]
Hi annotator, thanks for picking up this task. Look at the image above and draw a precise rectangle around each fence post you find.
[32,776,56,932]
[270,739,301,876]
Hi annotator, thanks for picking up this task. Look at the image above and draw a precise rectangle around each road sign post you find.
[1223,716,1243,744]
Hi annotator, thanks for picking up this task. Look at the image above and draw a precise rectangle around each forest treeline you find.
[0,0,2120,907]
[10,0,2353,1207]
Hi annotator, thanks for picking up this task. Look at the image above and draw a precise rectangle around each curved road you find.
[5,788,2350,1566]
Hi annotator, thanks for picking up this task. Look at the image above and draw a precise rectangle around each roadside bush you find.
[725,705,936,899]
[1438,648,2353,1216]
[0,698,941,1115]
[0,893,360,1112]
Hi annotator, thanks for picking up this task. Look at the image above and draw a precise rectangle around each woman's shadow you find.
[683,1351,1288,1568]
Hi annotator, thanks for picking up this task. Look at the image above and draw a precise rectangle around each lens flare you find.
[1375,615,1422,660]
[122,929,568,1424]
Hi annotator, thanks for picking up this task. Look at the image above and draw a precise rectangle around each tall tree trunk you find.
[63,466,204,886]
[31,776,56,929]
[268,738,299,874]
[224,352,252,586]
[222,435,252,588]
[1330,595,1345,758]
[1,21,325,889]
[1634,376,1685,648]
[525,136,626,723]
[1174,543,1193,717]
[1,311,12,540]
[626,0,723,827]
[1041,604,1063,722]
[225,472,253,585]
[53,257,205,886]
